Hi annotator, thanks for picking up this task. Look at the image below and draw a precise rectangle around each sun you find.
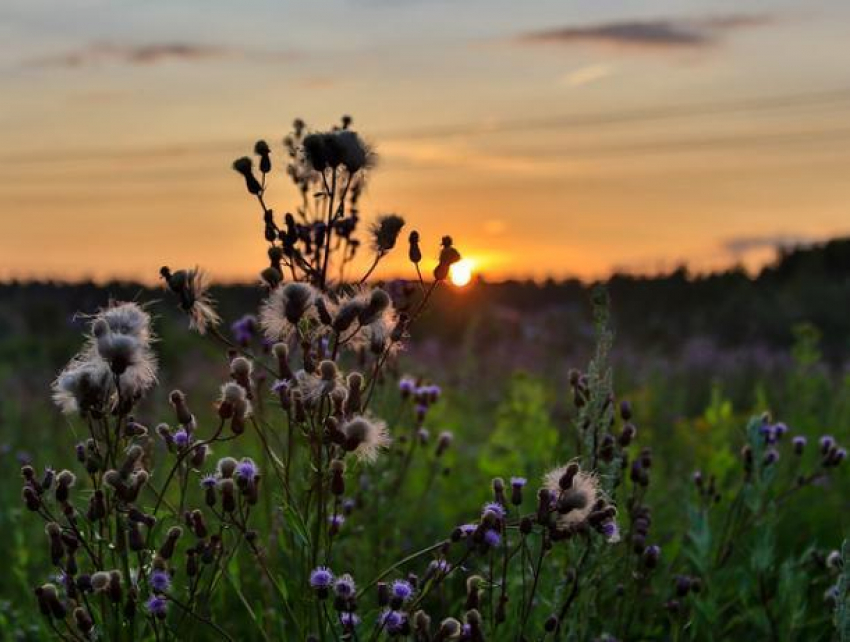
[449,258,474,287]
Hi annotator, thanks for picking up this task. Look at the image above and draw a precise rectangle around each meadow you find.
[0,118,847,641]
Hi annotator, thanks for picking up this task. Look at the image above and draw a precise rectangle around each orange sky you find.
[1,0,849,283]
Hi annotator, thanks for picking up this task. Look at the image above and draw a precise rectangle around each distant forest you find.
[2,236,849,366]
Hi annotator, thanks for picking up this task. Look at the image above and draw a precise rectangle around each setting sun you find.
[450,258,475,287]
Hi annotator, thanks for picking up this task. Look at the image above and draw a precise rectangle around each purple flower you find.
[459,523,477,537]
[334,574,356,599]
[482,501,506,521]
[428,559,451,575]
[820,435,835,454]
[764,448,779,465]
[379,609,406,633]
[200,474,218,489]
[236,458,259,481]
[231,315,257,345]
[173,429,190,449]
[150,570,171,593]
[342,498,356,515]
[339,612,360,629]
[792,435,807,454]
[390,579,414,603]
[309,566,334,590]
[398,377,416,395]
[271,379,290,394]
[483,529,501,548]
[145,595,168,618]
[510,477,527,488]
[835,448,847,463]
[773,422,788,437]
[601,520,620,543]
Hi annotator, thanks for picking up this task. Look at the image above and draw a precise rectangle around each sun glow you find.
[449,258,474,287]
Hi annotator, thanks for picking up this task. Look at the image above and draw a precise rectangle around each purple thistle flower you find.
[379,609,406,633]
[835,448,847,463]
[339,612,360,629]
[773,422,788,437]
[334,574,356,599]
[150,570,171,594]
[482,501,506,521]
[459,523,477,537]
[271,379,290,394]
[342,498,356,514]
[483,529,501,548]
[173,429,190,449]
[428,559,451,575]
[510,477,527,488]
[820,435,835,454]
[236,458,259,481]
[390,579,414,602]
[200,474,218,489]
[792,435,807,454]
[145,595,168,618]
[601,520,620,543]
[764,448,779,465]
[309,566,334,590]
[398,377,416,395]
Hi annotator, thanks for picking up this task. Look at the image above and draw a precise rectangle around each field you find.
[0,123,848,642]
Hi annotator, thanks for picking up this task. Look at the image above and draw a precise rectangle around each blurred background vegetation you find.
[0,237,848,638]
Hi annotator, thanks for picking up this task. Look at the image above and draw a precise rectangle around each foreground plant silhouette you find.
[21,117,848,641]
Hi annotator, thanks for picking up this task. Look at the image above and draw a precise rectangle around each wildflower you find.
[483,529,501,548]
[340,416,391,463]
[820,435,835,454]
[235,458,259,482]
[334,574,356,599]
[231,314,257,345]
[232,156,262,194]
[543,462,601,530]
[408,231,422,264]
[601,520,621,543]
[399,376,416,397]
[433,236,461,281]
[339,612,360,629]
[336,129,373,173]
[254,140,272,173]
[216,457,238,479]
[218,382,252,423]
[510,477,527,506]
[371,214,405,253]
[482,502,506,521]
[160,267,220,335]
[329,514,345,535]
[391,579,415,604]
[310,567,334,598]
[172,428,190,449]
[438,618,461,640]
[259,282,316,341]
[643,544,661,568]
[792,435,807,454]
[145,595,168,619]
[764,448,779,465]
[150,570,171,594]
[379,609,406,635]
[436,431,453,457]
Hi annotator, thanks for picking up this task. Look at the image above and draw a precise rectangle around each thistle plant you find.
[17,116,847,641]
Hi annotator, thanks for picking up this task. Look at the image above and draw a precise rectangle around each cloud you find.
[24,43,295,68]
[721,233,816,256]
[516,14,773,51]
[560,63,615,87]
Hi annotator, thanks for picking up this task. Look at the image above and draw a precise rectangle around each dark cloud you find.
[516,14,774,50]
[722,233,816,255]
[25,43,295,68]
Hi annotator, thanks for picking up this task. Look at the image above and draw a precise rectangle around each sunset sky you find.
[1,0,849,283]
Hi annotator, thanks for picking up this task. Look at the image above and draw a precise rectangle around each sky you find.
[1,0,850,283]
